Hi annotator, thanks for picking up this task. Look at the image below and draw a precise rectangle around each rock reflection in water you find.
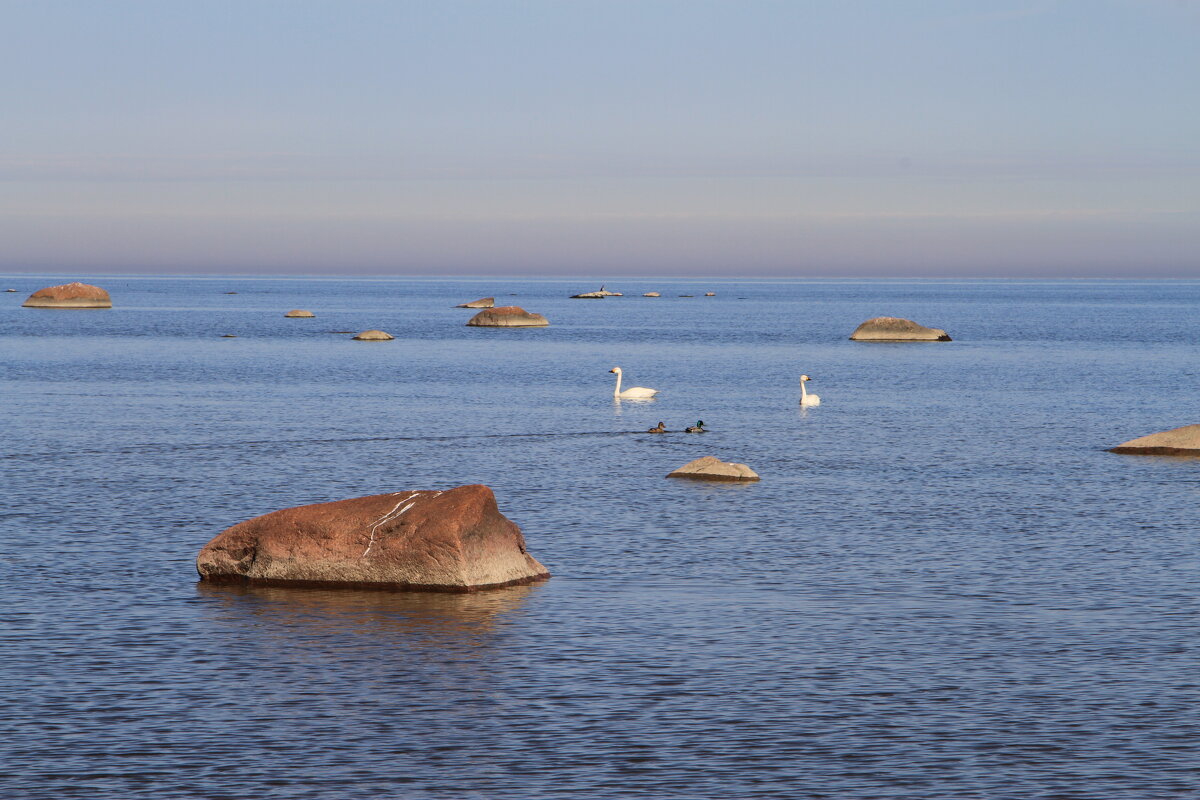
[197,582,539,654]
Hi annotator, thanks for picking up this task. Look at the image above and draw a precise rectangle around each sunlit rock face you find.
[850,317,951,341]
[1110,424,1200,456]
[197,484,550,592]
[456,297,495,308]
[667,456,760,482]
[23,282,112,309]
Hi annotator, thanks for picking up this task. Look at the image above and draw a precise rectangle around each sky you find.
[1,0,1198,277]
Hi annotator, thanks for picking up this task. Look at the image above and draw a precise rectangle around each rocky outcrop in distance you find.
[196,484,550,591]
[466,306,549,327]
[22,282,112,309]
[667,456,760,482]
[1110,424,1200,456]
[353,330,395,340]
[457,297,495,308]
[850,317,951,341]
[284,309,315,318]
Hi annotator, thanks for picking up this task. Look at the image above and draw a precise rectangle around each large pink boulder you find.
[197,484,550,591]
[23,282,112,309]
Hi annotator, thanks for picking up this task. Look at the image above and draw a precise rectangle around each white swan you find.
[800,374,821,407]
[610,367,658,399]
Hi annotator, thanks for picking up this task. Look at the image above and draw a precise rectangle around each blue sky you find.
[2,0,1197,276]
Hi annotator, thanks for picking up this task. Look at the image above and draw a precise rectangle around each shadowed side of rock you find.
[197,484,550,591]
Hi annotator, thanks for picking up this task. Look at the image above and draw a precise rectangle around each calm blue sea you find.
[2,276,1199,799]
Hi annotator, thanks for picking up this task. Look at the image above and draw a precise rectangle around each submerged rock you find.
[466,306,549,327]
[667,456,760,482]
[457,296,495,308]
[284,309,315,318]
[353,329,395,341]
[196,484,550,591]
[22,282,111,309]
[850,317,951,341]
[1110,424,1200,456]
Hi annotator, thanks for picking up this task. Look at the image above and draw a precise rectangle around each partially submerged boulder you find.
[457,297,495,308]
[850,317,951,341]
[572,285,621,298]
[667,456,760,482]
[643,292,661,297]
[284,309,315,318]
[466,306,549,327]
[196,484,550,591]
[352,329,395,341]
[22,282,111,309]
[1110,424,1200,456]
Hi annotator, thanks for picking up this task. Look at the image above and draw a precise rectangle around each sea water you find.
[2,277,1199,798]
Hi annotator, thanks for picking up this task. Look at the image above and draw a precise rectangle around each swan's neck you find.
[800,380,808,399]
[613,371,622,397]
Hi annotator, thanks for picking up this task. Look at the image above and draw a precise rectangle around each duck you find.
[800,374,821,407]
[647,421,668,433]
[684,420,706,433]
[609,367,658,399]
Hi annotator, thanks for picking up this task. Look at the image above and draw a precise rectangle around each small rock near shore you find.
[353,329,395,340]
[667,456,760,482]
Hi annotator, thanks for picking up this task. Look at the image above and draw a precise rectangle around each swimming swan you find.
[610,367,658,399]
[800,374,821,407]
